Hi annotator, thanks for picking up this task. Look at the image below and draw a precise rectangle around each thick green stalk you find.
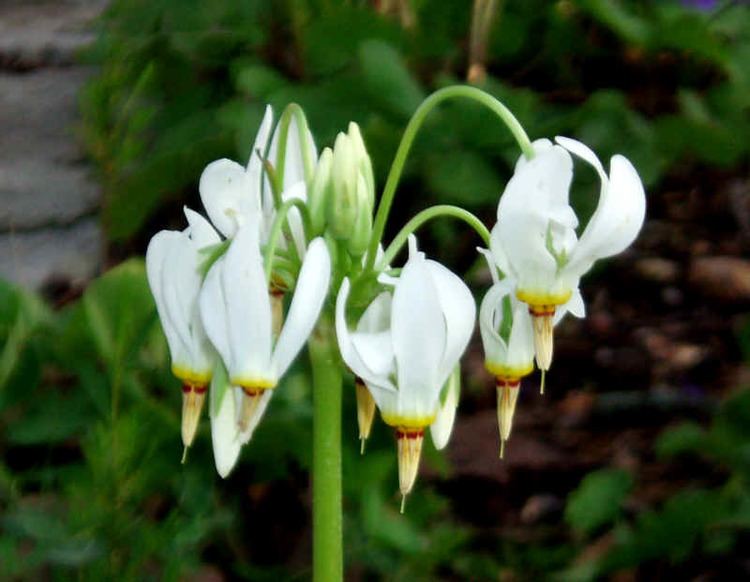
[364,85,533,273]
[309,316,343,582]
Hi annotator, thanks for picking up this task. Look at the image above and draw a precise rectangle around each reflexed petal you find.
[565,154,646,279]
[209,365,241,478]
[272,237,331,377]
[555,136,607,183]
[357,292,392,333]
[223,222,273,381]
[184,207,220,249]
[425,259,476,383]
[246,105,274,179]
[199,159,253,238]
[350,331,394,378]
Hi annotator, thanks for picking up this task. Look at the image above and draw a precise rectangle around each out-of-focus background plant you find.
[1,0,749,579]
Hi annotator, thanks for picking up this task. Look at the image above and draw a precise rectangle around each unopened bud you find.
[355,378,376,454]
[308,147,333,235]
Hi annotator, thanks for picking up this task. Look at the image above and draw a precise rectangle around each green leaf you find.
[425,150,503,208]
[655,422,706,458]
[565,468,633,535]
[358,40,425,120]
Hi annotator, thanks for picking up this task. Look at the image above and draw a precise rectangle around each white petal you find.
[272,237,331,377]
[246,105,275,176]
[565,155,646,278]
[184,206,221,249]
[506,303,536,369]
[350,331,395,378]
[430,367,460,450]
[199,159,255,238]
[425,260,476,384]
[223,222,273,382]
[496,145,575,293]
[555,136,607,183]
[479,283,510,366]
[335,279,397,391]
[356,292,392,333]
[210,365,241,478]
[199,257,232,369]
[391,249,445,418]
[146,231,191,365]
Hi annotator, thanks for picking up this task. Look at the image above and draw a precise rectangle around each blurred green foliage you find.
[81,0,750,243]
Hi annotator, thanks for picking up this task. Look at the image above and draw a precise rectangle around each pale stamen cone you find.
[270,291,284,337]
[238,388,266,432]
[181,384,207,448]
[355,378,376,453]
[496,380,520,458]
[396,428,424,506]
[530,307,555,371]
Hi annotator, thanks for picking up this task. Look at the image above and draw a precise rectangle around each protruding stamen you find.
[238,387,265,432]
[540,369,546,395]
[496,378,521,458]
[181,446,188,465]
[181,383,207,448]
[400,494,406,515]
[396,427,424,501]
[355,378,376,454]
[529,305,555,371]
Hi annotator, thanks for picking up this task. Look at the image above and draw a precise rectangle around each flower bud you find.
[327,123,375,246]
[308,147,333,236]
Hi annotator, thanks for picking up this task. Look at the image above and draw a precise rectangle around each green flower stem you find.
[263,198,312,283]
[364,85,533,273]
[309,316,343,582]
[378,204,491,269]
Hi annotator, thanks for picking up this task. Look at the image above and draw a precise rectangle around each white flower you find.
[336,236,475,499]
[199,218,331,475]
[146,207,220,448]
[198,105,316,253]
[490,137,646,369]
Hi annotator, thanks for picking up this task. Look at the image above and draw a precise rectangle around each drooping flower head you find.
[491,137,645,370]
[336,237,475,504]
[199,218,331,477]
[146,207,220,450]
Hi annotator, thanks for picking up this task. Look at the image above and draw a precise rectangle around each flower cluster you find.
[145,94,645,508]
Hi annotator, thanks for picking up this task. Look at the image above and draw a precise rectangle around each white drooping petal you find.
[272,237,331,377]
[425,259,476,384]
[357,292,392,333]
[147,231,191,366]
[222,222,273,383]
[209,364,241,478]
[555,136,607,183]
[336,279,397,392]
[564,153,646,279]
[246,105,275,180]
[496,144,576,294]
[184,207,221,249]
[199,159,254,238]
[505,303,536,370]
[430,367,460,450]
[199,258,232,368]
[479,282,511,367]
[390,247,446,419]
[349,291,395,379]
[237,389,273,444]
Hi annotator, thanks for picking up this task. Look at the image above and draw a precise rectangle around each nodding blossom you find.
[336,237,475,506]
[489,137,645,371]
[199,219,331,477]
[146,207,220,451]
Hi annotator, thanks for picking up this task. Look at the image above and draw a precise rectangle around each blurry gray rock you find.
[0,1,106,291]
[0,218,102,289]
[0,1,103,68]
